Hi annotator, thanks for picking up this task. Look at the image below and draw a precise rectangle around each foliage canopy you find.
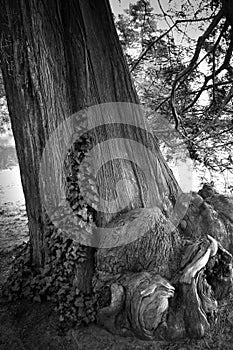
[115,0,233,188]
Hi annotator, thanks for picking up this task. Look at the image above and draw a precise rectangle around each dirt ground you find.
[1,191,233,349]
[1,297,233,350]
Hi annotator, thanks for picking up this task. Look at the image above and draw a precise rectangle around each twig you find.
[130,15,219,73]
[170,8,225,129]
[182,23,231,112]
[130,23,177,72]
[169,84,233,147]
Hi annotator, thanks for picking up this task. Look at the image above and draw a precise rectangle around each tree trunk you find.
[1,0,232,340]
[0,0,179,293]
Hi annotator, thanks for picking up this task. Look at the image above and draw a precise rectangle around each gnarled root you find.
[97,283,125,334]
[96,235,233,340]
[97,271,175,340]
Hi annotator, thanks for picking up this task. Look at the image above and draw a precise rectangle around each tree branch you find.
[182,23,231,112]
[170,8,225,129]
[130,14,220,73]
[130,23,177,72]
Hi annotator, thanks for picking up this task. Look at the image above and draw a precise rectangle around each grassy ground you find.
[1,201,233,349]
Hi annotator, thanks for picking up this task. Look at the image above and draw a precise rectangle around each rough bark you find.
[93,186,233,340]
[96,233,233,340]
[180,184,233,253]
[95,207,181,278]
[1,0,232,341]
[0,0,180,294]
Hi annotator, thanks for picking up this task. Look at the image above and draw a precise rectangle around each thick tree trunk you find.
[0,0,180,294]
[1,0,233,340]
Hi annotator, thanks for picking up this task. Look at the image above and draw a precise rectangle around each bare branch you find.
[130,14,219,73]
[130,23,177,72]
[170,9,225,129]
[202,139,233,149]
[187,80,233,95]
[172,84,233,147]
[182,23,232,112]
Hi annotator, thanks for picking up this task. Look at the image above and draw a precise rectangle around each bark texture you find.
[180,184,233,254]
[0,0,180,295]
[96,233,233,340]
[1,0,232,341]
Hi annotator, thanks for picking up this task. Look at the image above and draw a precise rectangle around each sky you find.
[109,0,205,40]
[110,0,171,32]
[110,0,169,15]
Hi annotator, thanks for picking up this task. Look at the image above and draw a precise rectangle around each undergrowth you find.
[2,228,96,330]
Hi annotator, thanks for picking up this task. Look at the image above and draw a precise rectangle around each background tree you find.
[116,0,233,188]
[0,73,10,132]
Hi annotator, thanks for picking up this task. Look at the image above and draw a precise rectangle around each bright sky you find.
[110,0,169,15]
[110,0,170,32]
[110,0,204,40]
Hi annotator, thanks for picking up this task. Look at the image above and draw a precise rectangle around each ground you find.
[1,168,233,349]
[0,295,233,350]
[0,297,233,350]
